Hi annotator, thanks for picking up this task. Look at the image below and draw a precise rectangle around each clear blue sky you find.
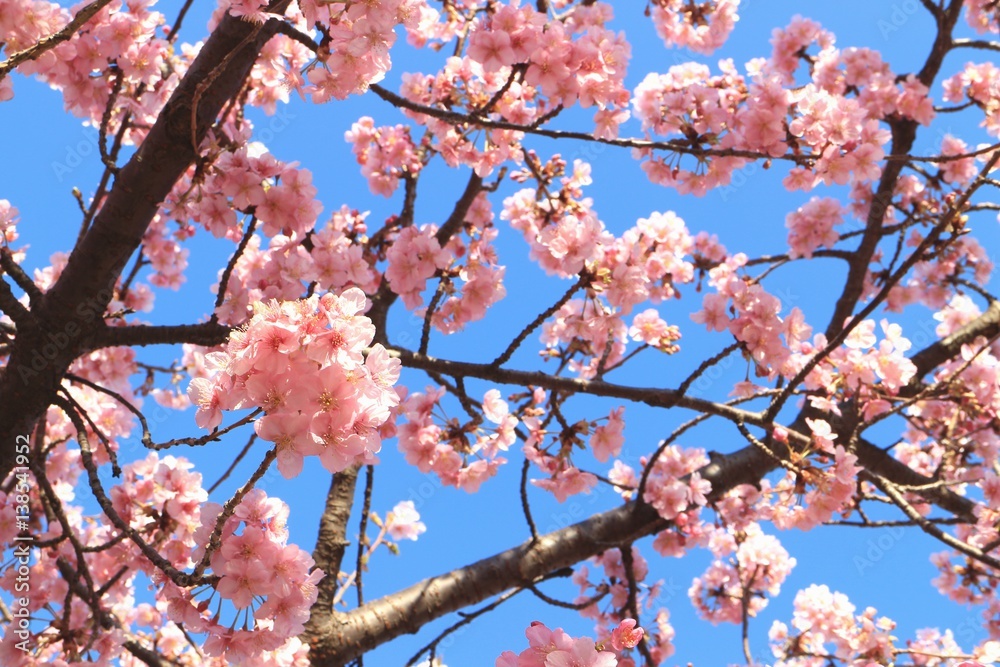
[2,1,1000,665]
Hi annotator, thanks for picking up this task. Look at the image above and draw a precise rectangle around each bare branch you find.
[92,322,232,350]
[950,37,1000,52]
[868,473,1000,569]
[0,276,30,326]
[0,247,43,306]
[492,274,586,367]
[303,444,778,665]
[305,465,362,636]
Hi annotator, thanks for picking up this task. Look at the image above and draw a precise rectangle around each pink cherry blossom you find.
[387,500,427,541]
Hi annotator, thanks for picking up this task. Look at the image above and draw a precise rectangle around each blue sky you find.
[2,0,1000,665]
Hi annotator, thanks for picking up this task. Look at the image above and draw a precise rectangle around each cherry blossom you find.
[387,500,427,541]
[4,0,1000,665]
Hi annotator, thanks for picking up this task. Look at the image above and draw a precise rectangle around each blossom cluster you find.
[384,224,452,309]
[466,1,631,115]
[629,12,954,197]
[303,0,419,102]
[647,0,740,55]
[504,158,708,377]
[0,0,175,127]
[691,253,797,378]
[345,117,425,197]
[496,619,647,667]
[0,199,19,246]
[770,585,893,664]
[159,489,322,663]
[189,288,401,477]
[428,193,509,334]
[785,197,844,259]
[965,0,1000,33]
[642,444,711,524]
[768,586,1000,666]
[192,142,322,243]
[689,523,796,624]
[397,385,516,493]
[943,62,1000,137]
[399,1,632,175]
[572,548,677,664]
[204,204,383,326]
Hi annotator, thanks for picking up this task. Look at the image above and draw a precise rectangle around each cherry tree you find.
[1,0,999,664]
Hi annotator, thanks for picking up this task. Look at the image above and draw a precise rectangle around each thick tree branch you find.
[824,0,963,339]
[303,495,671,665]
[950,37,1000,52]
[305,465,362,637]
[905,298,1000,389]
[0,9,288,480]
[853,439,975,521]
[92,322,233,350]
[303,413,977,665]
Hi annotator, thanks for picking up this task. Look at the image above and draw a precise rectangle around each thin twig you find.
[356,465,374,608]
[492,274,586,367]
[212,215,259,322]
[403,589,524,667]
[207,433,257,494]
[520,458,539,543]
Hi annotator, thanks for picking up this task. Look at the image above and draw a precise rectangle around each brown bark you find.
[304,171,488,642]
[905,298,1000,387]
[305,465,362,638]
[823,0,964,338]
[301,427,974,665]
[0,11,286,480]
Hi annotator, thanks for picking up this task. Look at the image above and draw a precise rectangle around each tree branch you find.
[303,498,672,665]
[304,412,977,665]
[824,0,963,339]
[389,347,762,425]
[92,321,233,350]
[0,9,289,480]
[0,0,116,80]
[853,439,975,521]
[0,277,30,326]
[904,298,1000,389]
[305,465,363,637]
[312,435,754,666]
[950,37,1000,52]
